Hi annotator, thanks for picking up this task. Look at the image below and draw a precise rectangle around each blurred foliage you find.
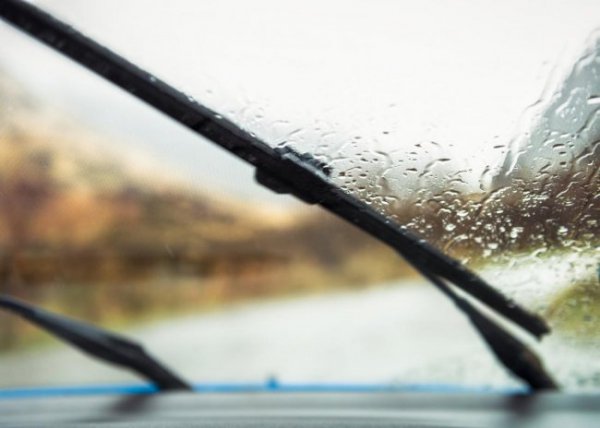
[0,81,414,350]
[374,160,600,262]
[546,276,600,337]
[1,68,598,351]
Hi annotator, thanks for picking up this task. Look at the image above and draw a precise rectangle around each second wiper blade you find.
[0,295,191,392]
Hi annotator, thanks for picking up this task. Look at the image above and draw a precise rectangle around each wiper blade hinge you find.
[255,147,332,204]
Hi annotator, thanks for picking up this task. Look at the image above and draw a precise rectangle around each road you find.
[0,281,513,388]
[0,252,598,391]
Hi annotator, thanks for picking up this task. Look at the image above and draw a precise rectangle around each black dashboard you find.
[1,392,598,427]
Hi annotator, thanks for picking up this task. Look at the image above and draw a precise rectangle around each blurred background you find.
[0,0,598,390]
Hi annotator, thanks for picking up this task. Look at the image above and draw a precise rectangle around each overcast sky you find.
[2,0,600,203]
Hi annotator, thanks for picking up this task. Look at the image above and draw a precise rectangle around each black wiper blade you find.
[0,0,553,390]
[0,295,191,392]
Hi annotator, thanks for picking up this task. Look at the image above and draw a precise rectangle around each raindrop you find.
[587,95,600,105]
[509,227,524,239]
[444,223,456,232]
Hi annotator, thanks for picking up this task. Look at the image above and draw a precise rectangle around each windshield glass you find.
[0,0,599,391]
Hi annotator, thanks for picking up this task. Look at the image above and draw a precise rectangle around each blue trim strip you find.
[0,382,526,399]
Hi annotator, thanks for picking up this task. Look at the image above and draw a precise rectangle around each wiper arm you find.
[0,295,191,391]
[0,0,554,390]
[417,271,557,390]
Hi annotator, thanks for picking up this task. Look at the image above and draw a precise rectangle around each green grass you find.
[545,276,600,337]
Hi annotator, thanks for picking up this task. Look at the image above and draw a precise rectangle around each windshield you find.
[0,0,599,392]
